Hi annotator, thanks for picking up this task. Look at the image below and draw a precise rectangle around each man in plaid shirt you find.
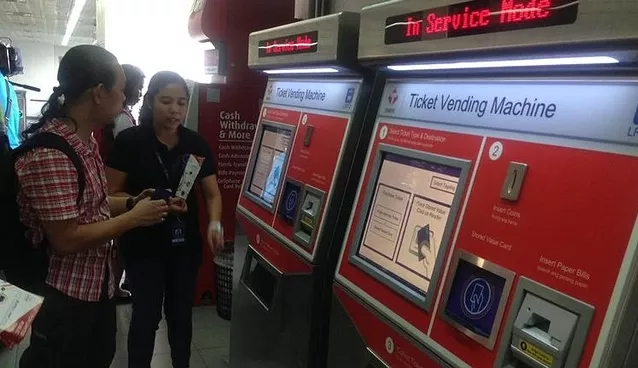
[16,46,169,368]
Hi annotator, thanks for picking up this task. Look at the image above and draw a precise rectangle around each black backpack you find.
[0,132,85,293]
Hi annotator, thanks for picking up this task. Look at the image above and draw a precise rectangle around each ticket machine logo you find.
[388,88,399,105]
[462,277,492,318]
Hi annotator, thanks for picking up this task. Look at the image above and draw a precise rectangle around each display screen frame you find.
[384,0,579,45]
[243,121,295,213]
[439,250,515,350]
[258,31,320,58]
[348,144,471,310]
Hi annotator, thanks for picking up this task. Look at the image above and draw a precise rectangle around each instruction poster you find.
[249,125,291,205]
[358,153,461,294]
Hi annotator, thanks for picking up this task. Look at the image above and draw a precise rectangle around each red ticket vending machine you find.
[231,13,383,368]
[328,1,638,367]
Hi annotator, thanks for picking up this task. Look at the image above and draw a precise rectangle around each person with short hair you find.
[17,45,169,368]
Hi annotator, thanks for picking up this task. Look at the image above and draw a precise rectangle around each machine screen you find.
[444,259,506,338]
[248,125,292,207]
[385,0,579,45]
[357,153,462,295]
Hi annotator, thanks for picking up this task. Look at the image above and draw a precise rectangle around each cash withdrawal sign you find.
[335,79,638,368]
[238,78,361,267]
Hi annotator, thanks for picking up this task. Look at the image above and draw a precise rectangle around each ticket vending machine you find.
[231,12,382,368]
[329,1,638,367]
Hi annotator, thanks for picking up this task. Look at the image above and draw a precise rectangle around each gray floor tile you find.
[192,308,230,330]
[153,330,171,355]
[110,351,206,368]
[110,357,128,368]
[192,325,230,349]
[198,348,230,368]
[114,333,128,359]
[0,347,18,368]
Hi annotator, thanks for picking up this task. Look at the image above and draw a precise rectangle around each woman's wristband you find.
[208,221,222,233]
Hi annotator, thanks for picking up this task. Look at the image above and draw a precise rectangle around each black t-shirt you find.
[107,124,216,260]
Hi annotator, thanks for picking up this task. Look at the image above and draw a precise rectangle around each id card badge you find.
[171,220,186,247]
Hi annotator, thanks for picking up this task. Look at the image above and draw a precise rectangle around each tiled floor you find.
[0,305,231,368]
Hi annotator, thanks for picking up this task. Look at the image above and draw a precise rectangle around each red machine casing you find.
[335,120,638,367]
[188,0,295,304]
[237,105,353,273]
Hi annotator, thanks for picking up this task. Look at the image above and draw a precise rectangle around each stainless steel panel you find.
[358,0,638,62]
[295,0,317,19]
[248,12,360,69]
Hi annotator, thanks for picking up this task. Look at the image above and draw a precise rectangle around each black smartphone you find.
[151,188,172,201]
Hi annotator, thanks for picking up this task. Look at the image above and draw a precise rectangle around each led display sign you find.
[258,31,319,57]
[384,0,579,45]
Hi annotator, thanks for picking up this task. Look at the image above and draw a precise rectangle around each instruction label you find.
[519,339,553,367]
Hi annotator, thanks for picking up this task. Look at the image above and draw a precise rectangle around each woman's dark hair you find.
[122,64,145,106]
[98,64,145,156]
[22,45,119,140]
[138,71,190,126]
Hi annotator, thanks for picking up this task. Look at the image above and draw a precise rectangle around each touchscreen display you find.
[249,125,292,206]
[444,259,506,337]
[357,153,462,295]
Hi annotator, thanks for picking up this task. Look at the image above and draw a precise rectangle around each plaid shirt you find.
[15,119,115,301]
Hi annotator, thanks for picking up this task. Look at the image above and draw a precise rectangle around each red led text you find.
[264,34,315,55]
[406,0,553,36]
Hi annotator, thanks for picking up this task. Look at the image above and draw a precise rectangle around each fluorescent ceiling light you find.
[388,56,619,71]
[263,68,339,75]
[61,0,88,46]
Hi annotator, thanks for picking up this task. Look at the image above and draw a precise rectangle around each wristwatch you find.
[126,197,135,211]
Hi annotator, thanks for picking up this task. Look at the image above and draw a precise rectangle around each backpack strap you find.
[3,78,11,123]
[14,132,86,204]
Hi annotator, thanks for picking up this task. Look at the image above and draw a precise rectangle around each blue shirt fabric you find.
[0,73,21,148]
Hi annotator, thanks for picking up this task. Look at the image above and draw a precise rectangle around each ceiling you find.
[0,0,96,46]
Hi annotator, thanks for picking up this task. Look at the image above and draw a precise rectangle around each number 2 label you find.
[489,141,503,161]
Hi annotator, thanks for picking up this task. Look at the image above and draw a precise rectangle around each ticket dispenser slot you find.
[293,186,324,248]
[495,277,594,368]
[241,248,281,311]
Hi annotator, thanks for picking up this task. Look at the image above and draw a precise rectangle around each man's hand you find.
[133,189,156,206]
[129,198,169,227]
[168,197,188,214]
[207,221,224,254]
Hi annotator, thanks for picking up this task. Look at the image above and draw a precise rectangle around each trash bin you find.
[214,242,234,321]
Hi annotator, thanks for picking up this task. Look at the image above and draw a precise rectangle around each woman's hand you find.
[207,221,224,254]
[129,198,169,227]
[133,188,155,206]
[168,197,188,214]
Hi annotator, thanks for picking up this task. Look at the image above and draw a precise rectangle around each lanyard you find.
[155,151,171,184]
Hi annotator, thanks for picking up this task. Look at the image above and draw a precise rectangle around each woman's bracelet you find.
[208,221,223,233]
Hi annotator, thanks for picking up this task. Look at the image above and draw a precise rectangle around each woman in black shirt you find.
[106,71,223,368]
